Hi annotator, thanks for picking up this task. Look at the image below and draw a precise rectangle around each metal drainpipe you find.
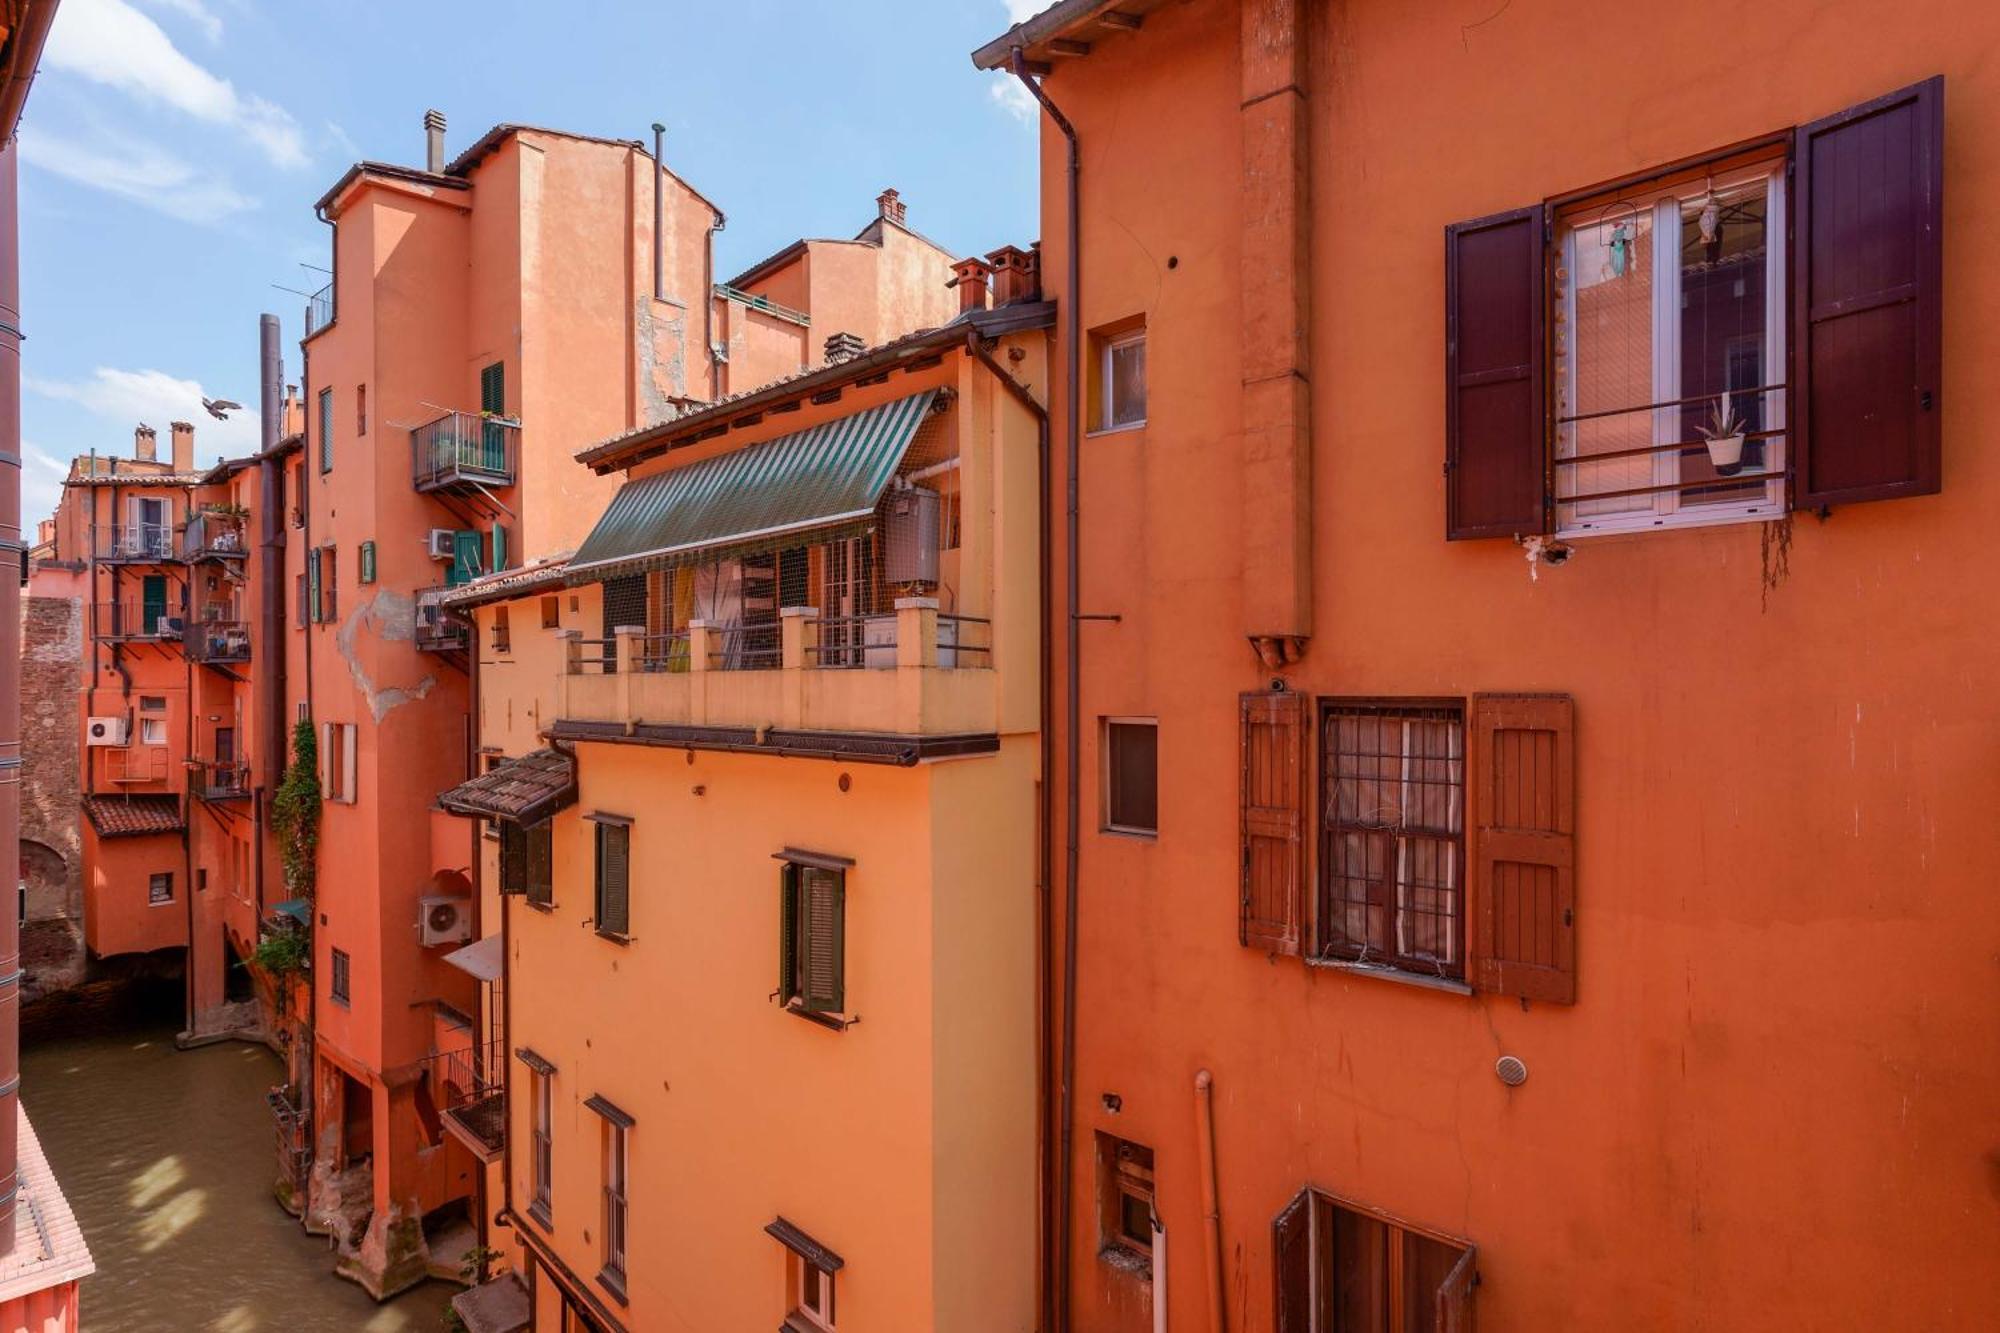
[651,124,666,303]
[295,277,320,1188]
[257,314,285,904]
[705,211,726,400]
[1010,46,1081,1333]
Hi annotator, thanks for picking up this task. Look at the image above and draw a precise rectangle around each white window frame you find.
[1555,161,1787,537]
[793,1254,836,1331]
[321,722,357,805]
[1100,329,1147,431]
[140,717,168,746]
[147,872,173,906]
[531,1069,554,1219]
[601,1119,628,1283]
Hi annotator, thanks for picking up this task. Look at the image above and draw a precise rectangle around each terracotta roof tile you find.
[82,794,183,838]
[438,749,576,826]
[0,1109,96,1303]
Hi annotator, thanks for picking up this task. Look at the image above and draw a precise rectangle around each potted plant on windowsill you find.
[1698,391,1746,475]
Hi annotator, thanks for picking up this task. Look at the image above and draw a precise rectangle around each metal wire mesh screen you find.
[1319,703,1465,978]
[881,401,957,598]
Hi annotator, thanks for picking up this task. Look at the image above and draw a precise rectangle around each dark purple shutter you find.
[1445,206,1547,539]
[1795,77,1944,507]
[1272,1189,1313,1333]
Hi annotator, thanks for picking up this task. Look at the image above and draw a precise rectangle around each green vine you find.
[251,924,310,976]
[271,718,322,898]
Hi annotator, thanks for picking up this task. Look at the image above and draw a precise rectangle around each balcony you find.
[558,600,1000,742]
[414,587,470,652]
[182,510,248,562]
[304,281,333,337]
[193,758,250,801]
[92,601,179,642]
[184,617,251,665]
[411,410,518,495]
[94,523,175,563]
[418,1040,506,1162]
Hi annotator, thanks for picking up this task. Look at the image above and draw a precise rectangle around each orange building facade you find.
[979,2,2000,1330]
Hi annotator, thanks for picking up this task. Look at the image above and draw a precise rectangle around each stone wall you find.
[22,595,81,921]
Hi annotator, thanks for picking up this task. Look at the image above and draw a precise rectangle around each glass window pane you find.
[1107,336,1146,427]
[1106,722,1158,833]
[1561,206,1656,520]
[1675,179,1770,503]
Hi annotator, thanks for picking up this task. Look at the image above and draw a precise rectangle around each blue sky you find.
[17,0,1044,525]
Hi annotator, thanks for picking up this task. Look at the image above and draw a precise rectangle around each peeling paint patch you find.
[335,591,440,722]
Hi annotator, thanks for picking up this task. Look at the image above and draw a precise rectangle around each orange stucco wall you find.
[1035,2,2000,1330]
[80,826,183,958]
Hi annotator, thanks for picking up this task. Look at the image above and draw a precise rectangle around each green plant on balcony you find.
[272,717,321,897]
[251,922,309,977]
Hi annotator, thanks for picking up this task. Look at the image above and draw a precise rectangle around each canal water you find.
[20,986,457,1332]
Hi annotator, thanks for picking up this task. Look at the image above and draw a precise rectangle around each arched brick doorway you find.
[18,839,66,922]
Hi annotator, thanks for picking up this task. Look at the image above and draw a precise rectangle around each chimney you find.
[424,108,447,173]
[950,257,993,315]
[170,421,194,473]
[985,244,1040,306]
[134,424,157,463]
[824,331,866,364]
[876,188,906,227]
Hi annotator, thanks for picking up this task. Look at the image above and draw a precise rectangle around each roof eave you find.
[969,0,1154,71]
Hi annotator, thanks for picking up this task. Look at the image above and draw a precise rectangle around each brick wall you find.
[21,596,81,922]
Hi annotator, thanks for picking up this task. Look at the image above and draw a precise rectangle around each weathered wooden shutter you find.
[1240,691,1306,955]
[596,823,630,936]
[1444,206,1547,539]
[490,522,508,574]
[800,867,845,1014]
[1795,76,1944,507]
[778,862,800,1005]
[526,823,552,904]
[1272,1189,1313,1333]
[1470,694,1575,1003]
[306,548,322,623]
[1436,1245,1477,1333]
[359,540,376,585]
[499,822,527,896]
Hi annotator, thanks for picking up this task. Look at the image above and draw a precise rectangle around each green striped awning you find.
[568,389,938,580]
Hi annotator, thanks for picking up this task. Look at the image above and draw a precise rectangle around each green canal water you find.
[20,988,457,1332]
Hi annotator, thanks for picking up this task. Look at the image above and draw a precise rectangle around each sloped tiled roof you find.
[82,794,183,838]
[0,1109,96,1304]
[436,552,573,610]
[437,749,576,826]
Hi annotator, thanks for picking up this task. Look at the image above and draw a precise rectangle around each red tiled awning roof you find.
[437,749,576,826]
[82,794,183,838]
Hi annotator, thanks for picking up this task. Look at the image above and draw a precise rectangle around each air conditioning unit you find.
[418,895,472,947]
[883,484,940,587]
[427,529,457,561]
[86,716,129,747]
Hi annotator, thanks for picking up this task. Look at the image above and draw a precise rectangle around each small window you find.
[1096,1133,1155,1272]
[330,947,350,1005]
[596,1109,629,1293]
[358,540,376,586]
[1274,1188,1475,1332]
[322,722,357,805]
[355,383,367,437]
[139,695,166,711]
[147,872,173,905]
[1100,328,1147,430]
[196,867,208,892]
[1102,719,1158,837]
[140,717,168,746]
[501,821,555,906]
[295,572,309,629]
[777,857,847,1021]
[594,819,630,939]
[317,387,334,473]
[540,595,561,629]
[492,605,512,654]
[1319,701,1465,981]
[530,1064,554,1222]
[792,1254,836,1331]
[317,544,338,622]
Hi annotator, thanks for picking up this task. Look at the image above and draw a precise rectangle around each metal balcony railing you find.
[414,587,469,652]
[195,758,251,800]
[93,601,178,641]
[411,1039,506,1158]
[184,618,251,664]
[94,523,175,562]
[305,282,333,337]
[411,410,518,493]
[182,511,248,561]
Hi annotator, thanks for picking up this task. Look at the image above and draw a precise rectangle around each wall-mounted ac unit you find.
[883,485,940,587]
[418,895,472,947]
[86,716,129,747]
[427,529,456,561]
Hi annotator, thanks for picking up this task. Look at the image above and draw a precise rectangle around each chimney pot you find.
[984,244,1040,305]
[951,258,993,315]
[134,424,157,463]
[170,421,195,473]
[876,188,906,227]
[424,108,447,173]
[824,331,867,364]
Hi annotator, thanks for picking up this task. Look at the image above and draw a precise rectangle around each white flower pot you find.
[1704,433,1744,469]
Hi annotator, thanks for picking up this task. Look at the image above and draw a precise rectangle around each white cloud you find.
[136,0,221,43]
[20,445,70,530]
[1001,0,1046,21]
[44,0,306,168]
[26,367,262,464]
[19,129,256,224]
[989,75,1039,125]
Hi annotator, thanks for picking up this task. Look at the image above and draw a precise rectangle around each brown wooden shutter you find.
[1272,1189,1313,1333]
[1470,694,1575,1003]
[801,867,845,1014]
[526,822,552,904]
[779,862,800,1005]
[499,822,526,896]
[1240,691,1306,955]
[1445,206,1547,539]
[596,823,630,936]
[1436,1245,1477,1333]
[1795,77,1944,507]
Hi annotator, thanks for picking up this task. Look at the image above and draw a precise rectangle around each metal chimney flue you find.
[651,123,666,303]
[424,108,447,173]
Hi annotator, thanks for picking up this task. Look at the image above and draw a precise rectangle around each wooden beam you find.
[1099,11,1143,29]
[1048,37,1092,56]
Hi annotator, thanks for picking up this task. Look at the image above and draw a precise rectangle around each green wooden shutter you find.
[595,823,630,936]
[448,530,483,588]
[307,549,322,623]
[527,822,553,905]
[359,540,377,586]
[480,362,506,472]
[490,523,508,574]
[800,867,845,1014]
[318,388,334,472]
[779,862,799,1005]
[141,574,168,636]
[499,822,527,896]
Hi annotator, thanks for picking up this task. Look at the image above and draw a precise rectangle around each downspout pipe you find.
[1010,45,1080,1333]
[1195,1070,1225,1333]
[651,124,666,304]
[257,315,285,920]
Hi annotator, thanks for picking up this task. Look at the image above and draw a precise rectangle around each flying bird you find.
[202,397,243,421]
